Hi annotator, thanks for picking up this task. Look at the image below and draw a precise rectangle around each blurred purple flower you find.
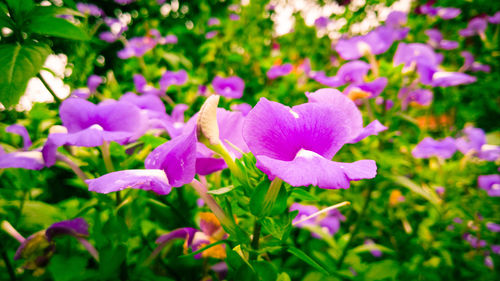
[463,233,487,248]
[290,203,345,238]
[394,43,440,84]
[134,74,162,95]
[344,77,388,100]
[425,29,458,50]
[460,51,490,72]
[87,75,103,93]
[431,72,477,87]
[212,76,245,98]
[314,16,329,29]
[159,70,188,91]
[385,11,407,27]
[208,18,221,26]
[76,3,104,17]
[205,31,218,39]
[412,137,457,159]
[455,126,486,154]
[436,7,461,20]
[335,25,406,60]
[0,125,45,170]
[6,124,31,150]
[478,175,500,196]
[486,222,500,232]
[375,97,394,110]
[459,18,488,37]
[243,89,376,189]
[229,14,240,21]
[115,0,136,4]
[118,37,157,59]
[267,63,293,79]
[398,88,433,110]
[231,103,252,116]
[71,88,91,99]
[489,11,500,24]
[364,239,382,257]
[485,256,494,269]
[492,245,500,255]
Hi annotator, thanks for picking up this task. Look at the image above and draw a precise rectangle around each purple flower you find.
[212,76,245,99]
[485,256,494,269]
[398,88,433,110]
[87,169,172,195]
[412,137,457,159]
[344,77,388,100]
[394,43,440,84]
[229,14,240,21]
[348,120,388,144]
[231,103,252,116]
[314,16,329,29]
[491,245,500,255]
[193,108,249,175]
[335,26,404,60]
[463,233,487,248]
[163,104,189,138]
[0,125,45,170]
[455,126,486,154]
[134,74,162,95]
[267,63,293,79]
[375,97,394,110]
[385,11,407,27]
[163,35,178,44]
[312,60,370,88]
[154,213,227,259]
[117,36,157,59]
[14,218,97,269]
[489,11,500,24]
[76,3,104,17]
[290,203,345,238]
[478,145,500,161]
[42,98,147,165]
[144,129,197,188]
[115,0,135,4]
[159,70,188,91]
[425,29,458,50]
[486,222,500,232]
[436,7,461,20]
[243,89,377,189]
[459,18,488,37]
[364,239,382,257]
[431,72,477,87]
[478,175,500,196]
[208,18,221,26]
[71,88,91,99]
[205,31,218,39]
[87,75,103,93]
[460,51,491,72]
[6,124,32,149]
[306,89,387,143]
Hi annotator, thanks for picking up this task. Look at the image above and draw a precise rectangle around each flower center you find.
[89,124,104,131]
[295,149,322,159]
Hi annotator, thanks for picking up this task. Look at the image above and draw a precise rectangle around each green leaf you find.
[252,261,278,281]
[392,176,441,206]
[48,254,88,281]
[5,0,35,24]
[26,15,89,40]
[250,179,287,217]
[0,42,51,107]
[261,212,294,240]
[290,188,319,201]
[287,247,329,275]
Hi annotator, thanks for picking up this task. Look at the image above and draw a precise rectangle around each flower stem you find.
[1,221,25,243]
[250,220,262,261]
[1,247,16,281]
[56,153,88,182]
[37,73,61,104]
[336,185,374,269]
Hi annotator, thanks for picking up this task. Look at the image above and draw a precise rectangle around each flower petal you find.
[45,218,89,241]
[86,169,172,195]
[6,124,32,149]
[145,129,197,187]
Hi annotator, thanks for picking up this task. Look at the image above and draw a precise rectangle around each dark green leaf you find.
[287,247,329,275]
[0,42,51,106]
[26,16,89,40]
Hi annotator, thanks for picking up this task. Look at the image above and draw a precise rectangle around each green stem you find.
[336,185,374,269]
[1,247,16,281]
[250,220,262,261]
[101,141,121,205]
[37,73,61,104]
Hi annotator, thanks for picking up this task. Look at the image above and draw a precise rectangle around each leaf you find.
[26,15,89,40]
[392,176,441,206]
[290,188,319,201]
[208,185,235,195]
[250,179,287,217]
[5,0,35,24]
[48,254,88,281]
[287,247,329,275]
[0,42,51,107]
